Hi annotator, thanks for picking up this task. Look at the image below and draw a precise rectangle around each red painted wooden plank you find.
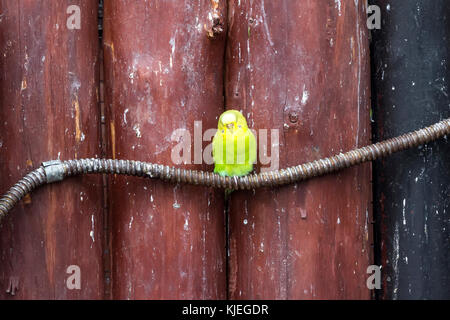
[0,1,104,298]
[103,0,227,299]
[226,0,373,299]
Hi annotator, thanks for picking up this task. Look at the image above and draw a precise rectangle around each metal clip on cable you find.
[42,160,65,183]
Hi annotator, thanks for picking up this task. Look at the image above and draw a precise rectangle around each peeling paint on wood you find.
[0,0,378,300]
[226,0,372,299]
[103,0,227,299]
[0,1,103,299]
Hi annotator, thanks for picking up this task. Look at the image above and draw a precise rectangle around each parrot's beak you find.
[226,123,234,130]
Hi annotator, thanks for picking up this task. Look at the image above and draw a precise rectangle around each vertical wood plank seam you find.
[98,0,112,299]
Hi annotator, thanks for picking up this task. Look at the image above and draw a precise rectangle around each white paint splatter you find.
[392,221,400,299]
[133,124,142,138]
[238,42,242,63]
[301,86,309,105]
[24,52,30,71]
[129,216,134,229]
[169,35,176,56]
[71,75,81,92]
[402,198,407,225]
[246,37,252,72]
[123,108,129,125]
[335,0,342,16]
[261,1,274,47]
[169,32,177,67]
[90,215,95,244]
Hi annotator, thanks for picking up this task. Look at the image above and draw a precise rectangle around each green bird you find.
[212,110,257,177]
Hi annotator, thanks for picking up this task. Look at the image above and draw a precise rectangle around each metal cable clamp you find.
[42,160,65,184]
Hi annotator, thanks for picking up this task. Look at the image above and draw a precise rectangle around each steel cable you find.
[0,118,449,222]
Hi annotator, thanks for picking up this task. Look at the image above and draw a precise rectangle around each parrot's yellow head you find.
[217,110,249,134]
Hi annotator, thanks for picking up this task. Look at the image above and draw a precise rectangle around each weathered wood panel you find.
[0,1,103,298]
[372,0,450,299]
[226,1,372,299]
[103,0,227,299]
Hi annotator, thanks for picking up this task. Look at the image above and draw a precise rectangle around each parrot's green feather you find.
[212,110,256,177]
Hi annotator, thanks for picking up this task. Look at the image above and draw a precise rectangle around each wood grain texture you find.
[0,1,103,298]
[103,0,227,299]
[225,0,372,299]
